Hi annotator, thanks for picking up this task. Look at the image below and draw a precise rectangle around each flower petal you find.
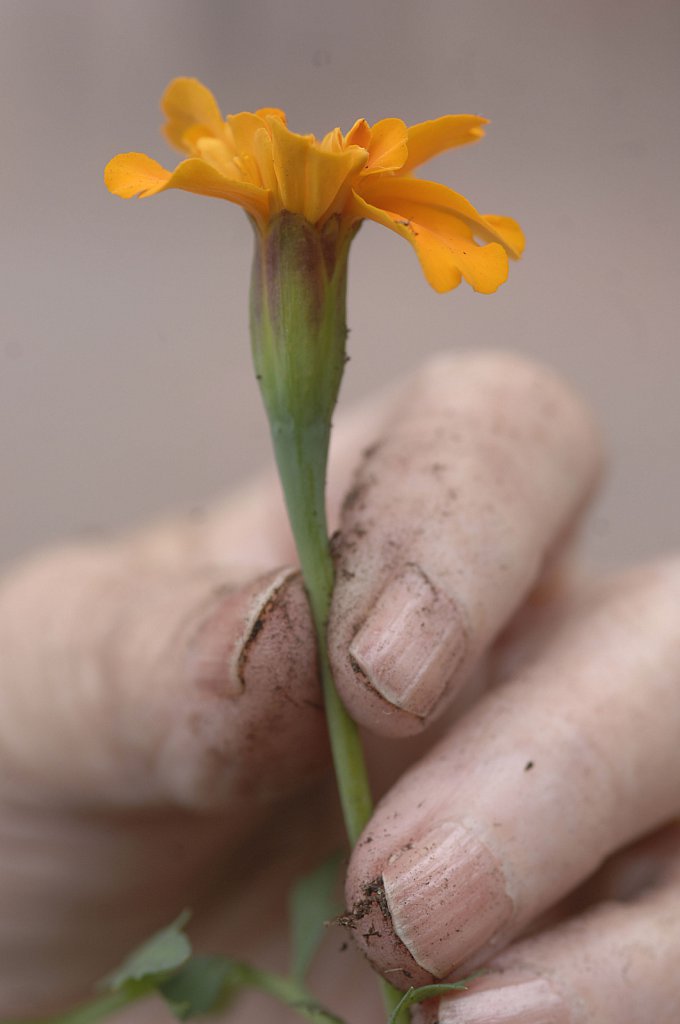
[345,119,372,149]
[251,126,280,195]
[350,185,511,293]
[255,107,287,124]
[268,117,367,223]
[160,159,269,213]
[105,152,269,223]
[484,214,526,257]
[363,118,409,173]
[225,112,274,187]
[401,115,488,173]
[161,77,225,153]
[320,126,345,153]
[360,176,523,258]
[105,153,172,198]
[194,137,241,178]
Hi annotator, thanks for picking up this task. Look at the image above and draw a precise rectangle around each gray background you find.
[1,0,678,570]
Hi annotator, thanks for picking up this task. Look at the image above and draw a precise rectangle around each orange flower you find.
[106,78,524,294]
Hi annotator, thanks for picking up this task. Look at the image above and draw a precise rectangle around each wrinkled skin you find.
[1,353,679,1023]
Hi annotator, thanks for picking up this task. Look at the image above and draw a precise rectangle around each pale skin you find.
[1,352,679,1023]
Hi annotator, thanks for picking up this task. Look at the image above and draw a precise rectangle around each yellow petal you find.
[105,152,172,198]
[161,77,225,153]
[360,176,523,258]
[251,126,280,195]
[345,119,372,149]
[225,112,273,186]
[484,214,526,257]
[256,107,286,124]
[269,117,367,223]
[195,137,241,179]
[160,159,268,213]
[104,152,269,223]
[228,111,275,149]
[350,186,510,293]
[401,115,488,173]
[320,126,345,154]
[363,118,408,173]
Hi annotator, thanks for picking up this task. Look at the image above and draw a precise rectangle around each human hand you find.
[1,353,676,1022]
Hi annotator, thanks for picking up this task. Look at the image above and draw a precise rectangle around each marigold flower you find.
[105,77,524,294]
[103,78,528,940]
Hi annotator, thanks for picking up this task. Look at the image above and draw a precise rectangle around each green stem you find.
[269,418,372,846]
[270,419,405,1020]
[2,988,150,1024]
[240,965,344,1023]
[252,211,406,1019]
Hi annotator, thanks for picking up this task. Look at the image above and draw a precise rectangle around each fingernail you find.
[383,822,513,977]
[186,568,299,697]
[349,565,467,716]
[432,970,569,1023]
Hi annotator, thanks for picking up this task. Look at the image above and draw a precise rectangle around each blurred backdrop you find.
[1,0,678,569]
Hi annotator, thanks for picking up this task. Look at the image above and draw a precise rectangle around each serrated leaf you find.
[387,977,483,1024]
[103,911,192,991]
[289,852,343,982]
[159,955,245,1020]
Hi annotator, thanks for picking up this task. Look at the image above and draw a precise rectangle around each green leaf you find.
[103,911,192,991]
[289,852,344,982]
[387,977,484,1024]
[158,955,245,1020]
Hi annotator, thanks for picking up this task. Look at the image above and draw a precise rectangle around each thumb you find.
[0,540,326,813]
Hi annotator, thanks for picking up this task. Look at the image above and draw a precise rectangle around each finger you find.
[125,387,394,576]
[0,542,324,812]
[329,351,601,737]
[415,826,680,1023]
[344,559,680,987]
[0,356,467,811]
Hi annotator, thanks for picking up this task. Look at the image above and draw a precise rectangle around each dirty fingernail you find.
[431,970,569,1023]
[186,568,299,697]
[383,822,513,977]
[348,565,467,717]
